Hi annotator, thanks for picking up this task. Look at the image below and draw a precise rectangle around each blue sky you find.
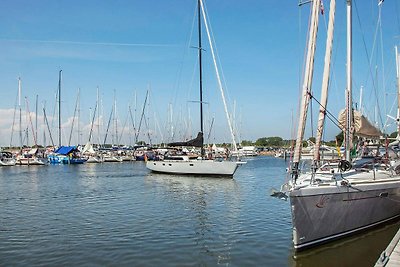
[0,0,399,147]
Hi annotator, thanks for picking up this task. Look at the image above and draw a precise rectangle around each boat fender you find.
[338,160,351,172]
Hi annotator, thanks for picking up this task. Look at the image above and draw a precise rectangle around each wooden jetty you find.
[376,227,400,266]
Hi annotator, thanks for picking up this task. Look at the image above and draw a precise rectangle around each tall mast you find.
[345,0,353,161]
[359,86,363,113]
[292,0,320,173]
[134,90,137,143]
[77,88,80,145]
[396,46,400,138]
[198,0,204,136]
[314,0,336,162]
[35,94,38,146]
[114,89,118,147]
[43,102,46,147]
[97,87,100,146]
[18,77,22,151]
[198,0,205,157]
[68,88,80,146]
[58,70,62,147]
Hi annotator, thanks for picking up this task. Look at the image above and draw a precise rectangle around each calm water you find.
[0,156,398,266]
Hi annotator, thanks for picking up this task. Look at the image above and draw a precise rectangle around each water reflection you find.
[290,220,400,266]
[145,173,240,265]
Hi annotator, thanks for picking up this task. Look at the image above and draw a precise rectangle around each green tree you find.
[241,140,254,146]
[255,136,283,147]
[335,131,344,145]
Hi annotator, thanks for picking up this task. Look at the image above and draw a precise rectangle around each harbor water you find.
[0,156,398,266]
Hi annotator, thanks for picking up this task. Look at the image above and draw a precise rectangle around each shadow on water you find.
[289,220,400,267]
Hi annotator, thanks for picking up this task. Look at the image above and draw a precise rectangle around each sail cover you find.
[168,132,204,147]
[338,109,382,138]
[55,146,79,155]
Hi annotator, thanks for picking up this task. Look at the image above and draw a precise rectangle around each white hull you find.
[288,170,400,250]
[103,156,123,162]
[0,159,16,166]
[86,156,104,163]
[17,157,46,166]
[146,159,243,176]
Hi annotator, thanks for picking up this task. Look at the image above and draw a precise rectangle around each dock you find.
[376,227,400,266]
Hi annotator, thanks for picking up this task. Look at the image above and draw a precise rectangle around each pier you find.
[376,227,400,266]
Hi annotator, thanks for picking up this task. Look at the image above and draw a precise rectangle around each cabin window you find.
[169,164,172,166]
[162,163,165,166]
[189,164,194,166]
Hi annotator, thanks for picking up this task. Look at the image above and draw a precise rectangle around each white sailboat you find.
[0,151,16,166]
[13,78,46,166]
[277,0,400,250]
[82,88,104,163]
[146,0,244,177]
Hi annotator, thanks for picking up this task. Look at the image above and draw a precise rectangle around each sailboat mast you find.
[314,0,336,162]
[97,87,100,146]
[43,102,46,147]
[77,88,80,145]
[114,90,118,147]
[292,0,320,169]
[396,46,400,137]
[58,70,62,147]
[18,78,22,151]
[198,0,204,136]
[68,88,80,146]
[35,94,38,146]
[345,0,353,161]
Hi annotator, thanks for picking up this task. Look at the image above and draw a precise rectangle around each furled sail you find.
[338,109,381,138]
[168,132,204,147]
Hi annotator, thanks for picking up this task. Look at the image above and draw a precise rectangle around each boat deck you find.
[376,227,400,266]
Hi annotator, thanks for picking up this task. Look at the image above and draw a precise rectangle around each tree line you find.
[241,130,399,148]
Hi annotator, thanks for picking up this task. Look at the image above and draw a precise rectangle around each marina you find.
[0,156,398,266]
[0,0,400,266]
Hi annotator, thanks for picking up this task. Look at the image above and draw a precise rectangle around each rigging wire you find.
[307,91,345,132]
[293,2,313,150]
[309,94,314,139]
[202,0,238,145]
[170,3,198,141]
[353,0,384,130]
